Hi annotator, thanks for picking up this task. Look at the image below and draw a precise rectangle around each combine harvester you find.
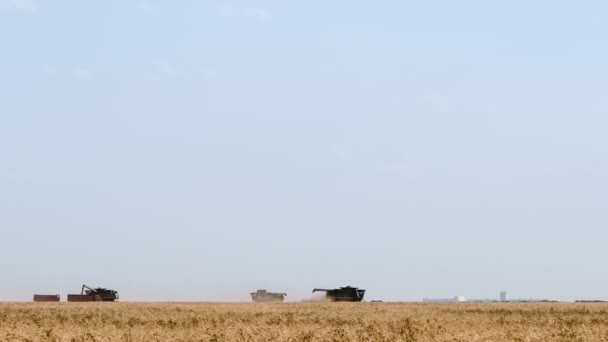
[250,289,287,302]
[67,284,119,302]
[313,286,366,302]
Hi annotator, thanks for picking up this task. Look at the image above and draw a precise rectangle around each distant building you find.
[426,290,555,303]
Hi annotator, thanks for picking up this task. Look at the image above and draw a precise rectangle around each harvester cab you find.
[81,284,119,302]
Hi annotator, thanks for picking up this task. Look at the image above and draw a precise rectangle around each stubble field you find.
[1,302,607,341]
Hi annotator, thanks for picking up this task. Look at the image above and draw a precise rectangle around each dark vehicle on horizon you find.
[250,289,286,302]
[313,286,365,302]
[81,284,119,302]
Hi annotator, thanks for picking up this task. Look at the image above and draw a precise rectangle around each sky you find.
[1,0,607,302]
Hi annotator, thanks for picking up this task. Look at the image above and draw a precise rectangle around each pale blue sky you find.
[1,0,607,301]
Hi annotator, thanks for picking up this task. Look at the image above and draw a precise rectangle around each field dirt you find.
[1,302,607,341]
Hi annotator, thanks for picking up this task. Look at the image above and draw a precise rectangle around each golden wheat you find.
[1,302,607,341]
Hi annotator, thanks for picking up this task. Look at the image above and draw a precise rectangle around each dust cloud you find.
[300,292,327,302]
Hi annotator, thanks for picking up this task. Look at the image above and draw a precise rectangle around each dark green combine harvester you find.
[313,286,365,302]
[81,284,119,302]
[250,289,286,302]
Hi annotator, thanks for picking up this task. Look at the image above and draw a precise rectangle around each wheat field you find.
[1,302,607,341]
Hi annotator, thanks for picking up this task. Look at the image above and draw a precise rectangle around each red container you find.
[33,294,60,302]
[67,294,102,302]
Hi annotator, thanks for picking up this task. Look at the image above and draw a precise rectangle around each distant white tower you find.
[500,291,508,302]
